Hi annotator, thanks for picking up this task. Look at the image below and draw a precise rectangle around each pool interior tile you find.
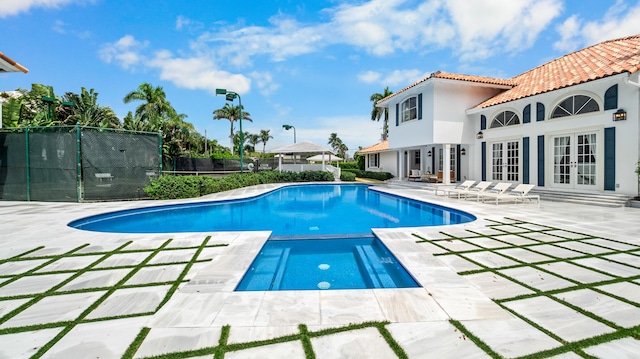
[554,289,640,328]
[134,327,222,359]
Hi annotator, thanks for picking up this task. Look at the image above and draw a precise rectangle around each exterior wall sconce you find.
[476,131,484,139]
[613,109,627,121]
[460,148,466,155]
[427,150,432,157]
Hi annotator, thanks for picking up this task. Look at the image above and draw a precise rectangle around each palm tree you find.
[63,88,121,128]
[247,133,260,153]
[259,129,273,154]
[123,82,176,131]
[328,133,341,153]
[370,86,394,140]
[212,103,252,155]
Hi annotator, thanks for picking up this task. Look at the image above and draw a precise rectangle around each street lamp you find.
[282,124,296,143]
[41,96,75,123]
[216,88,244,173]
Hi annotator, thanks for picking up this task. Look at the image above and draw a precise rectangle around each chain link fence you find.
[0,125,162,202]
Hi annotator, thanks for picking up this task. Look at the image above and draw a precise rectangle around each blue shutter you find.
[604,127,616,190]
[481,115,486,130]
[431,146,435,173]
[523,105,531,124]
[456,144,461,181]
[481,142,486,181]
[536,103,545,122]
[537,135,544,186]
[604,85,618,110]
[395,103,399,126]
[523,137,530,184]
[418,94,423,120]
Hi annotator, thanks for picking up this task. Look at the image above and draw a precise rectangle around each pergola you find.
[0,52,29,73]
[272,140,335,172]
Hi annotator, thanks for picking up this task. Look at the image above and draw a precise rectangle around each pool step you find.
[355,245,395,288]
[236,248,290,291]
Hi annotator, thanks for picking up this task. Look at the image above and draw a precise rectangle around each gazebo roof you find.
[272,140,333,154]
[0,52,28,73]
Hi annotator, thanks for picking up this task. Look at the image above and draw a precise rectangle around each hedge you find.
[340,171,356,181]
[342,169,394,181]
[145,170,335,200]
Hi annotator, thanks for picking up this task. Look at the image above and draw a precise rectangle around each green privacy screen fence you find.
[0,125,162,202]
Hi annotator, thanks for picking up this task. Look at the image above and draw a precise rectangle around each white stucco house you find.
[358,34,640,197]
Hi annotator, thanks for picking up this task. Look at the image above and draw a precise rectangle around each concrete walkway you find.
[0,183,639,358]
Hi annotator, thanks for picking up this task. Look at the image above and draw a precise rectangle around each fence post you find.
[158,131,163,176]
[25,127,30,201]
[76,123,82,202]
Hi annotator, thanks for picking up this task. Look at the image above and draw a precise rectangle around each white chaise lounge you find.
[442,180,476,198]
[457,181,493,200]
[474,182,512,202]
[480,184,540,204]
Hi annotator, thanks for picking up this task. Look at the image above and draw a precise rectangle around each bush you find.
[340,171,356,181]
[339,162,359,170]
[144,170,335,200]
[342,169,393,181]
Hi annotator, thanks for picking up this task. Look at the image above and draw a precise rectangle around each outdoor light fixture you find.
[460,148,466,156]
[613,109,627,121]
[282,124,296,143]
[427,150,432,157]
[215,88,244,173]
[476,131,484,139]
[41,96,75,122]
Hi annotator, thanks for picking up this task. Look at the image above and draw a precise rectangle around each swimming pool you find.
[236,236,420,291]
[69,184,475,235]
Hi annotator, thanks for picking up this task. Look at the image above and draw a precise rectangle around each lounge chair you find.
[457,181,492,200]
[427,170,455,183]
[479,184,540,204]
[442,180,476,197]
[408,169,422,181]
[477,182,516,203]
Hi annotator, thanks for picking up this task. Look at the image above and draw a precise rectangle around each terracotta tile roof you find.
[357,140,388,154]
[377,71,513,105]
[476,34,640,108]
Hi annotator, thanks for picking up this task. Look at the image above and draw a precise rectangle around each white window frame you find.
[401,97,418,123]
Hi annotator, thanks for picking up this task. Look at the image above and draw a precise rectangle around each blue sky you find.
[2,0,640,155]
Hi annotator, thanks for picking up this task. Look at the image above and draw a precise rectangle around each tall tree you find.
[212,103,252,155]
[328,133,341,153]
[123,82,176,131]
[259,129,273,154]
[370,86,394,140]
[62,88,121,128]
[247,133,260,153]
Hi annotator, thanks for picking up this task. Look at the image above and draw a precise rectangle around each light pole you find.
[216,88,244,173]
[282,124,296,143]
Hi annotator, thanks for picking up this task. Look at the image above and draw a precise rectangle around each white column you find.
[443,144,451,185]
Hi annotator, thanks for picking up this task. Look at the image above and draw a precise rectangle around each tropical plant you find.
[247,133,260,153]
[0,91,25,128]
[123,82,176,132]
[62,88,121,128]
[370,86,394,140]
[259,129,273,154]
[212,103,252,154]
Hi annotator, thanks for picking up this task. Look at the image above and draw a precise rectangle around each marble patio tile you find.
[164,237,208,249]
[21,247,72,258]
[435,254,483,272]
[582,238,638,251]
[571,257,640,278]
[391,251,449,269]
[319,290,385,325]
[526,244,584,259]
[149,292,227,327]
[538,262,613,284]
[438,228,482,238]
[595,282,640,305]
[502,296,615,342]
[227,325,300,344]
[435,240,482,252]
[58,268,130,291]
[311,327,397,359]
[462,251,519,268]
[41,317,146,359]
[554,289,640,328]
[486,225,530,234]
[94,252,151,268]
[521,232,568,243]
[134,327,222,358]
[466,237,512,249]
[490,234,538,246]
[555,241,614,255]
[254,291,321,326]
[74,243,127,254]
[86,285,170,319]
[0,259,49,276]
[0,298,30,318]
[601,253,640,267]
[180,271,243,293]
[409,267,474,288]
[386,321,490,359]
[464,272,534,300]
[460,316,561,357]
[583,337,640,359]
[34,255,103,273]
[373,288,448,322]
[513,223,554,231]
[225,340,306,359]
[125,264,185,285]
[0,291,104,329]
[147,248,198,264]
[120,240,165,251]
[427,286,512,321]
[212,292,265,326]
[0,273,74,297]
[498,266,575,291]
[495,248,553,264]
[0,328,63,359]
[544,351,584,359]
[545,230,589,240]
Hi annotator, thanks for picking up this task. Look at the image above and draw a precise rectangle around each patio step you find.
[530,189,632,208]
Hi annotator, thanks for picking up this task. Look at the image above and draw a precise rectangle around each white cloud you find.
[0,0,88,18]
[250,71,280,96]
[554,15,582,52]
[358,69,428,87]
[358,71,381,84]
[98,35,148,70]
[52,19,66,34]
[301,115,383,154]
[176,15,203,32]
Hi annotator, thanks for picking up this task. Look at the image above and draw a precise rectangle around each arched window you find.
[490,110,520,128]
[401,97,418,122]
[551,95,599,118]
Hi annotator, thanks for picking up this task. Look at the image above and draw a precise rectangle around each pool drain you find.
[318,264,330,270]
[317,281,331,289]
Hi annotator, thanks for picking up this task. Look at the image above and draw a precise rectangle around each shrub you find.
[340,171,356,181]
[340,162,359,170]
[144,170,335,200]
[341,169,393,181]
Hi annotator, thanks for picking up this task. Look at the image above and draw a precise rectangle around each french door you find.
[490,140,519,182]
[552,132,597,189]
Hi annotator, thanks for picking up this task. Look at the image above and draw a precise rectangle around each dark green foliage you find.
[340,171,356,181]
[339,161,359,170]
[342,169,393,181]
[144,171,335,199]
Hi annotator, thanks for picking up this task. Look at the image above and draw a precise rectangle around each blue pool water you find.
[69,184,475,236]
[236,236,420,291]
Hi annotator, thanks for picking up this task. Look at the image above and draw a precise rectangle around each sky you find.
[2,0,640,156]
